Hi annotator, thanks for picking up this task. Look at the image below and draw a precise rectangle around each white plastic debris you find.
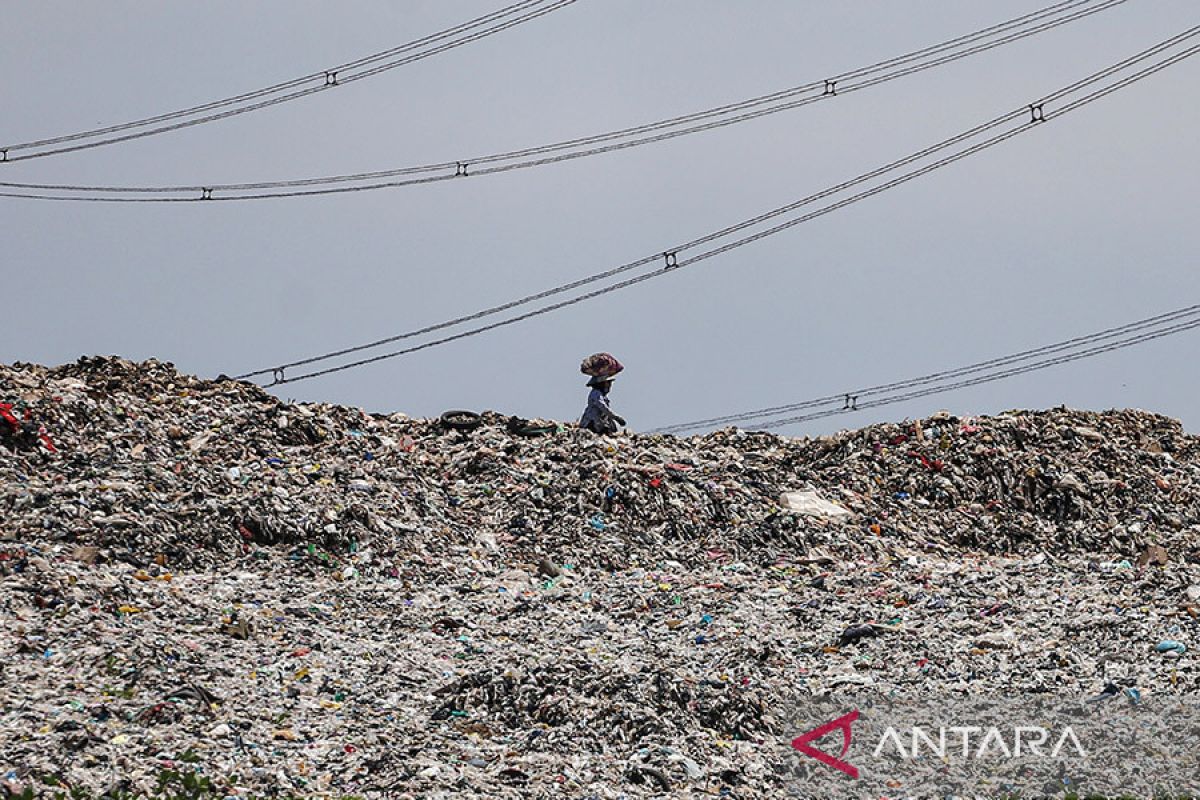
[779,489,853,518]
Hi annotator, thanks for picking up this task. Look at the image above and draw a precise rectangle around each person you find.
[579,374,625,434]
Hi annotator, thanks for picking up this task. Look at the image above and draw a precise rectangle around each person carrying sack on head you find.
[580,374,625,434]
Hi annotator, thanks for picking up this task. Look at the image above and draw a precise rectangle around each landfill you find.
[1,356,1197,798]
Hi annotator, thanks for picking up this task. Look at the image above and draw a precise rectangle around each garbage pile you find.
[3,356,1200,570]
[1,357,1197,798]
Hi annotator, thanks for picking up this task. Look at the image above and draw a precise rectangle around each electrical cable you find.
[652,303,1200,433]
[238,35,1200,384]
[749,315,1200,432]
[0,0,576,162]
[224,30,1200,385]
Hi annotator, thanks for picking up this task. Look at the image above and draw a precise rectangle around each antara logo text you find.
[791,710,1088,779]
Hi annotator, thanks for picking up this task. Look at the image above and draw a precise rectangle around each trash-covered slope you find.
[1,357,1198,798]
[2,356,1199,568]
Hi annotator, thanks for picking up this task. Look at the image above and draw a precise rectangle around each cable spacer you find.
[850,395,859,410]
[200,188,213,200]
[271,368,285,385]
[663,251,678,270]
[0,149,7,163]
[843,393,851,410]
[455,162,469,177]
[1029,103,1045,123]
[823,80,837,96]
[325,71,339,86]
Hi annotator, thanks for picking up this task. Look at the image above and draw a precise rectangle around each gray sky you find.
[3,1,1198,436]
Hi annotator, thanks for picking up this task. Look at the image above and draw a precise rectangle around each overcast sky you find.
[3,1,1198,437]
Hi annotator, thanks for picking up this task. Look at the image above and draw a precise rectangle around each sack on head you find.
[580,352,623,378]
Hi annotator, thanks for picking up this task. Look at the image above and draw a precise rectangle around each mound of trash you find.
[2,356,1199,569]
[2,357,1198,798]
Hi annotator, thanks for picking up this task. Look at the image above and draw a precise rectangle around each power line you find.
[6,0,544,150]
[237,34,1200,385]
[226,29,1200,386]
[0,0,577,163]
[747,314,1200,433]
[652,303,1200,433]
[0,0,1127,199]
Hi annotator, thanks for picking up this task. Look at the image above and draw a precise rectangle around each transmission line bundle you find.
[0,0,577,164]
[224,26,1200,387]
[651,303,1200,434]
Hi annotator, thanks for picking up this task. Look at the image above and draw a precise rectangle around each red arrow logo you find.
[791,709,860,779]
